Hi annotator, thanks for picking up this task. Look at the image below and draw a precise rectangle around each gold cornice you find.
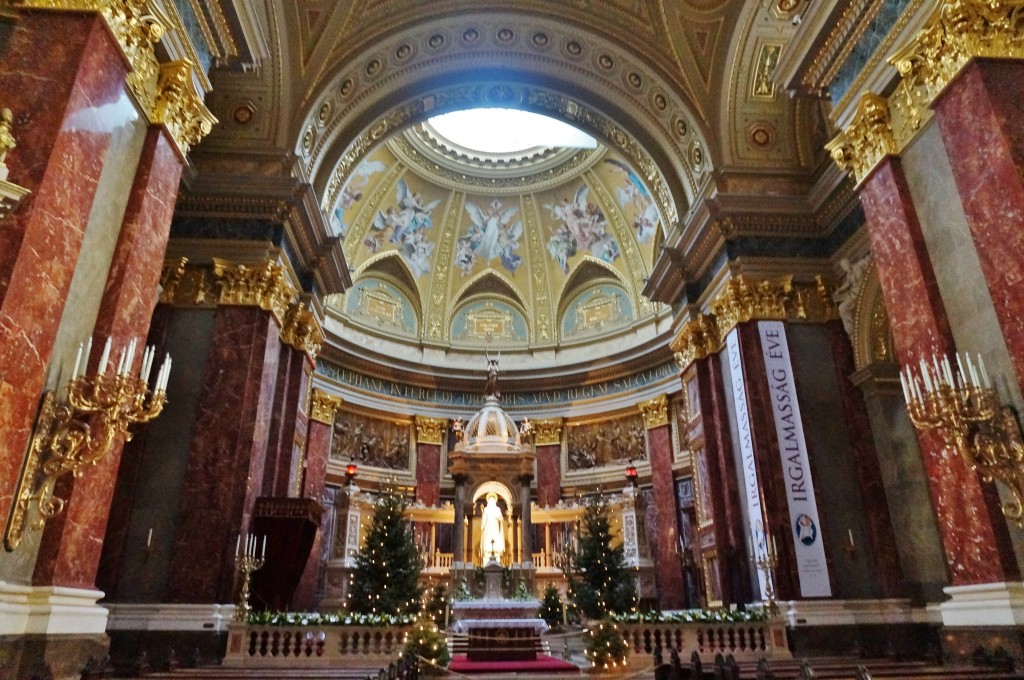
[310,389,343,425]
[638,394,669,430]
[710,275,792,338]
[830,0,1024,185]
[281,301,325,363]
[826,93,898,186]
[13,0,214,159]
[152,60,217,158]
[212,258,297,325]
[414,416,446,445]
[533,418,564,446]
[671,314,720,371]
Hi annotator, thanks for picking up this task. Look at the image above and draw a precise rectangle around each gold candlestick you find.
[902,352,1024,526]
[5,338,169,551]
[234,534,266,623]
[753,536,779,618]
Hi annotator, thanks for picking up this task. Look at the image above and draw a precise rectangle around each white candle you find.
[920,359,933,393]
[899,369,910,403]
[116,347,126,376]
[847,528,854,549]
[126,338,137,375]
[98,337,112,374]
[771,534,777,557]
[72,342,83,380]
[261,535,267,558]
[140,346,153,384]
[979,354,990,388]
[956,353,967,387]
[236,534,241,557]
[968,354,980,387]
[147,528,153,548]
[943,355,954,387]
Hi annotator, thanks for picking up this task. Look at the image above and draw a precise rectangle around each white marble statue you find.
[479,493,505,563]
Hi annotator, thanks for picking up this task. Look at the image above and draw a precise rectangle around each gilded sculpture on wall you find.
[566,413,646,470]
[331,411,411,470]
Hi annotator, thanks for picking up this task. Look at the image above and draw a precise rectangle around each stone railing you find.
[620,619,791,668]
[424,551,453,570]
[222,622,412,668]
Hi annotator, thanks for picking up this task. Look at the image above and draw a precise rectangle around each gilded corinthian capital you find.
[826,93,898,185]
[310,389,343,425]
[671,314,720,371]
[213,258,298,324]
[281,301,325,362]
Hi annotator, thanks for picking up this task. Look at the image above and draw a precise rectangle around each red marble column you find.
[262,347,311,497]
[689,355,748,605]
[825,321,904,597]
[647,423,686,608]
[293,415,333,609]
[860,157,1015,585]
[416,443,441,507]
[932,59,1024,389]
[33,128,183,589]
[535,444,561,507]
[165,307,282,603]
[0,12,130,531]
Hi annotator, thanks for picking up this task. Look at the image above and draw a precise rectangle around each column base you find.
[0,632,109,680]
[940,582,1024,627]
[0,580,108,635]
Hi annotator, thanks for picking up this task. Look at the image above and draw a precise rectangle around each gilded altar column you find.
[534,419,564,507]
[415,417,445,507]
[164,260,299,604]
[452,475,467,570]
[830,95,1016,587]
[519,476,533,565]
[640,395,686,609]
[293,389,343,609]
[673,315,749,606]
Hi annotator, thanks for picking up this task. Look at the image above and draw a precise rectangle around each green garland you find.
[609,609,768,624]
[247,610,415,627]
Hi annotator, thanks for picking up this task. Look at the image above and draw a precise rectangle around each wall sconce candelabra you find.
[3,337,171,551]
[901,351,1024,526]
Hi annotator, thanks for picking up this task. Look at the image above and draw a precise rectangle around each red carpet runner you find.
[447,653,579,674]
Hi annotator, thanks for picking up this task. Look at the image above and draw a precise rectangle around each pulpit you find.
[250,497,324,611]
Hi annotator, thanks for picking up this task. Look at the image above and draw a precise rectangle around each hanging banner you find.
[725,328,769,599]
[758,320,831,597]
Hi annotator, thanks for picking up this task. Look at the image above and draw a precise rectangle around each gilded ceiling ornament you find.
[533,418,564,445]
[424,192,462,342]
[414,416,446,445]
[212,258,297,325]
[523,194,554,344]
[280,301,325,362]
[13,1,215,158]
[310,389,344,425]
[671,314,721,370]
[825,92,897,185]
[639,394,669,429]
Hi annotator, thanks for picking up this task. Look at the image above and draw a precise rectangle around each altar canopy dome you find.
[461,395,522,453]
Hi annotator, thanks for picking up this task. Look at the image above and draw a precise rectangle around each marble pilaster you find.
[647,424,686,608]
[415,443,441,507]
[0,12,130,532]
[932,59,1024,390]
[261,347,310,498]
[859,157,1014,585]
[165,307,282,603]
[535,444,561,508]
[32,128,183,591]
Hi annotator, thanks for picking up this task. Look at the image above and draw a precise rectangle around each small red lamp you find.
[345,462,358,483]
[625,460,638,486]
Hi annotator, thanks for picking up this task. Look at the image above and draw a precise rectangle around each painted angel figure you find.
[605,158,659,243]
[463,199,524,273]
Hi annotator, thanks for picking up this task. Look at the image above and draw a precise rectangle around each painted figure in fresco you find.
[458,199,524,275]
[604,159,659,243]
[330,159,386,237]
[479,493,505,562]
[364,178,441,276]
[544,184,619,273]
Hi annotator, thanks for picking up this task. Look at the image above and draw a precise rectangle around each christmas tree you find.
[538,583,565,627]
[569,496,636,620]
[349,489,423,616]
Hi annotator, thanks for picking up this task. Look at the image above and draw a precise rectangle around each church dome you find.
[462,395,521,452]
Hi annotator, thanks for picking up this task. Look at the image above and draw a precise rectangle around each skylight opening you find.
[427,108,597,154]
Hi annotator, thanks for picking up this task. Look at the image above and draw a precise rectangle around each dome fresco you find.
[324,121,667,355]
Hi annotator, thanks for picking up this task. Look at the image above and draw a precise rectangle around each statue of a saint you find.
[484,355,500,399]
[479,493,505,563]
